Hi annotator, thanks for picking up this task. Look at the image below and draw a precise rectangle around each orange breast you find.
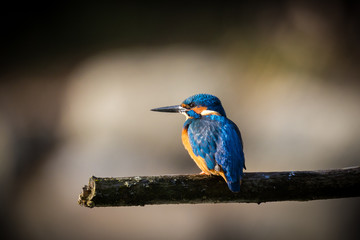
[181,126,228,182]
[182,127,210,174]
[181,128,227,182]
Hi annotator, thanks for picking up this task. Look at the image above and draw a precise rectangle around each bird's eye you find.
[189,102,195,108]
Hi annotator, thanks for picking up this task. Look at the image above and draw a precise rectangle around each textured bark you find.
[78,167,360,207]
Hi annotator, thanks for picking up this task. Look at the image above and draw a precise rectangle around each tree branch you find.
[78,166,360,207]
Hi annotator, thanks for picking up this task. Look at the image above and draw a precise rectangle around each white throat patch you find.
[181,111,190,120]
[201,110,221,116]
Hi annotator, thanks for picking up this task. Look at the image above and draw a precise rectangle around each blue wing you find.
[187,115,245,191]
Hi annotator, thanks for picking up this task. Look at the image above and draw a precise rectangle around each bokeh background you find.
[1,1,359,240]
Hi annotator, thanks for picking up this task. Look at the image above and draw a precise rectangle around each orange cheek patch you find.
[192,106,207,114]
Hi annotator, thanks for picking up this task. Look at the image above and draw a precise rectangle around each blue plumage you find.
[185,115,245,192]
[151,93,246,192]
[182,94,227,117]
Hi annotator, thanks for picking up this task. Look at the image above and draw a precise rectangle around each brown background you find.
[1,2,359,240]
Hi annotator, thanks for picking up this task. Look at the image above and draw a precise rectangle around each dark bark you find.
[78,167,360,207]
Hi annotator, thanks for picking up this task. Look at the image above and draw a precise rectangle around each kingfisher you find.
[151,93,246,192]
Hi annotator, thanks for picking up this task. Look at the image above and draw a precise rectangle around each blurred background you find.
[1,1,359,240]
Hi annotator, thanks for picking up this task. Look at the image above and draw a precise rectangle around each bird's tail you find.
[227,181,241,192]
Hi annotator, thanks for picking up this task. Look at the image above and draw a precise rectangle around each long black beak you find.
[151,105,186,113]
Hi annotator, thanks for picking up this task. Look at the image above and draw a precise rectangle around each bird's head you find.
[151,94,226,118]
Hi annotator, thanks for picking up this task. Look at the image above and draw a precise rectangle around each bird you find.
[151,93,246,192]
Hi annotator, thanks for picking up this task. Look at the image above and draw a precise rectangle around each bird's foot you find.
[199,171,211,175]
